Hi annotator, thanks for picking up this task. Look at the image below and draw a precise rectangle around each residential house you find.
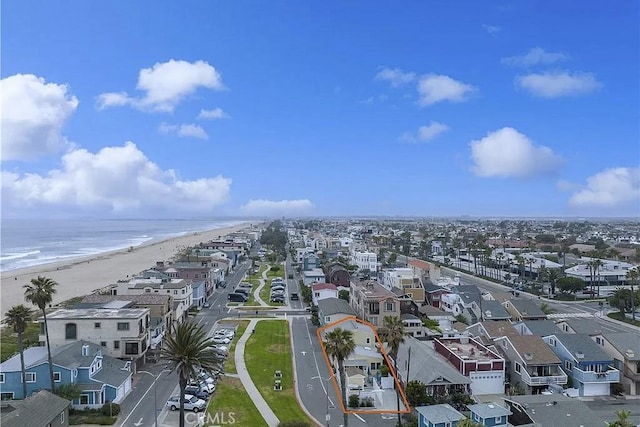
[591,332,640,395]
[424,283,450,308]
[317,298,357,326]
[0,341,132,405]
[39,308,150,364]
[501,299,547,322]
[350,280,401,327]
[565,259,634,286]
[79,294,173,350]
[466,403,510,427]
[494,335,567,394]
[295,248,314,264]
[116,274,193,323]
[502,394,605,427]
[154,261,215,300]
[480,301,511,322]
[303,268,326,286]
[302,253,320,271]
[324,262,351,289]
[466,320,518,345]
[543,334,619,396]
[555,318,607,336]
[323,318,384,378]
[401,314,428,339]
[408,258,441,284]
[514,320,562,337]
[441,292,479,325]
[434,337,506,395]
[311,283,338,306]
[415,404,464,427]
[395,337,471,396]
[0,390,70,427]
[350,251,378,273]
[381,268,426,305]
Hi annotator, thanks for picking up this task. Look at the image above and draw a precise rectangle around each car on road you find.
[228,293,248,302]
[203,302,210,308]
[166,395,207,412]
[288,274,293,279]
[290,293,299,300]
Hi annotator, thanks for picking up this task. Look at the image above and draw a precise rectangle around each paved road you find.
[285,254,303,310]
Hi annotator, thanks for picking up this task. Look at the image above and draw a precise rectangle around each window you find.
[385,302,395,312]
[117,322,130,331]
[25,372,36,382]
[565,360,573,371]
[0,374,3,383]
[65,323,77,340]
[53,372,61,382]
[94,322,101,328]
[174,290,178,295]
[114,340,120,349]
[549,338,556,346]
[61,411,65,424]
[515,363,521,374]
[80,395,89,405]
[324,316,330,323]
[100,341,107,347]
[0,392,13,400]
[125,342,139,355]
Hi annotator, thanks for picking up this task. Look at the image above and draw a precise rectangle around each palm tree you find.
[496,253,505,281]
[626,267,639,321]
[324,327,356,427]
[588,258,604,297]
[607,410,633,427]
[544,268,563,296]
[161,321,223,427]
[526,257,535,281]
[24,276,58,393]
[514,254,525,283]
[377,316,407,426]
[2,305,34,398]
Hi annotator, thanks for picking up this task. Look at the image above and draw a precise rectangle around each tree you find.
[56,383,82,401]
[2,305,34,398]
[455,314,469,325]
[607,410,633,427]
[24,276,58,393]
[388,252,398,265]
[457,418,484,427]
[323,328,356,427]
[539,302,556,315]
[338,289,350,301]
[609,288,640,315]
[404,380,429,407]
[542,268,563,295]
[378,316,407,426]
[161,322,223,427]
[556,277,585,295]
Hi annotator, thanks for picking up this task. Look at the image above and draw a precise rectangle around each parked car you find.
[188,379,216,393]
[203,302,210,308]
[184,385,209,400]
[237,283,252,289]
[234,288,250,296]
[228,293,248,302]
[166,395,206,412]
[271,285,286,292]
[290,293,299,300]
[271,295,285,303]
[212,336,231,344]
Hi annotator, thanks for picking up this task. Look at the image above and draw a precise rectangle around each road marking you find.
[133,418,144,427]
[354,413,366,422]
[304,316,314,346]
[118,381,155,427]
[301,351,307,356]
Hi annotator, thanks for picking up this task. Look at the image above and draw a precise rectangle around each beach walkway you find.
[252,264,270,306]
[235,318,280,427]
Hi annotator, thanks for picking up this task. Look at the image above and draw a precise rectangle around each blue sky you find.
[2,1,639,218]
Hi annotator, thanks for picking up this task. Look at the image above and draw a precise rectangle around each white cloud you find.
[469,127,563,178]
[1,74,79,161]
[240,199,314,216]
[400,121,449,143]
[197,108,229,120]
[556,179,580,192]
[569,167,640,208]
[159,122,208,140]
[96,59,224,112]
[482,24,502,35]
[516,71,601,98]
[1,142,231,213]
[375,67,416,87]
[417,74,476,106]
[502,47,568,67]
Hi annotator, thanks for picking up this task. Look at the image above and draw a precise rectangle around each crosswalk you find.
[546,312,594,319]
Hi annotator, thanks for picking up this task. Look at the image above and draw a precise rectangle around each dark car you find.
[271,295,285,303]
[290,293,299,301]
[228,293,248,302]
[184,385,209,400]
[288,274,293,279]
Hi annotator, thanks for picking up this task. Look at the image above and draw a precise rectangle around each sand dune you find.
[1,223,254,316]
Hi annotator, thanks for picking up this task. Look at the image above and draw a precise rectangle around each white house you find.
[117,276,193,323]
[303,268,326,286]
[351,250,378,272]
[311,282,338,306]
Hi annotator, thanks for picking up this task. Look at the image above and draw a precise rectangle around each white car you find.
[212,336,231,344]
[166,394,206,412]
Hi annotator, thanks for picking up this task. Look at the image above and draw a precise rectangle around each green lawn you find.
[1,323,41,362]
[608,311,640,327]
[260,285,286,307]
[245,320,313,425]
[217,320,249,374]
[207,377,267,427]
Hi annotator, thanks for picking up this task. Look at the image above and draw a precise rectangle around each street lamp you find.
[311,375,334,427]
[139,369,171,427]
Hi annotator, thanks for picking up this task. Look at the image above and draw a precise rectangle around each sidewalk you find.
[253,265,270,306]
[235,318,280,426]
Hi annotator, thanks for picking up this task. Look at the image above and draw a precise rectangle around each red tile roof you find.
[409,258,430,271]
[312,282,337,291]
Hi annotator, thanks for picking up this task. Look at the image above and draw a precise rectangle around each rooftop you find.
[437,337,502,362]
[476,320,518,338]
[503,394,604,427]
[354,280,398,300]
[551,334,613,363]
[502,335,561,365]
[82,293,172,306]
[44,308,148,320]
[0,390,70,427]
[467,402,511,419]
[519,319,562,336]
[414,404,464,424]
[312,282,337,291]
[317,298,356,317]
[600,333,640,361]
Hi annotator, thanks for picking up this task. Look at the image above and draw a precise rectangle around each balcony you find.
[520,367,567,386]
[573,366,620,383]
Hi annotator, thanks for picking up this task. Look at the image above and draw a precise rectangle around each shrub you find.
[348,394,360,408]
[380,365,390,376]
[101,402,121,416]
[270,265,281,272]
[360,397,374,407]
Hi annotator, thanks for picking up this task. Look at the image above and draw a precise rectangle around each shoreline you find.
[0,222,255,316]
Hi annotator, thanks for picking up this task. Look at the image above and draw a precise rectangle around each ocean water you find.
[0,219,246,272]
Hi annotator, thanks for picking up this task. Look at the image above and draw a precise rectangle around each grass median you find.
[207,377,267,427]
[217,320,249,374]
[245,320,314,425]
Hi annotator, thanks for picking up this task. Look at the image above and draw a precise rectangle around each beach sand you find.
[0,222,254,316]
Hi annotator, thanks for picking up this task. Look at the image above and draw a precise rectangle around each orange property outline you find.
[316,315,411,415]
